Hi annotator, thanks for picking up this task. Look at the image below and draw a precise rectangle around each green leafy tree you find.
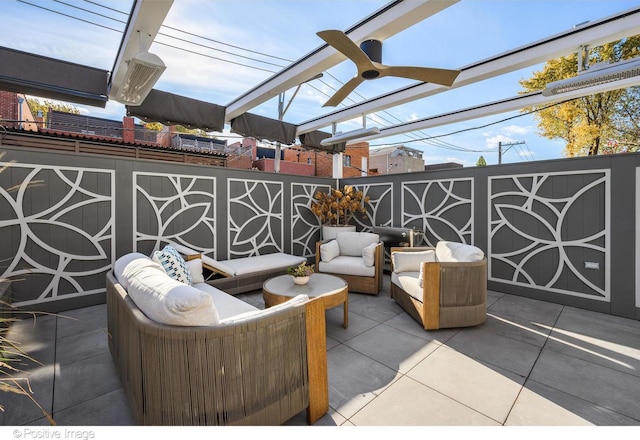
[144,122,213,138]
[519,35,640,156]
[144,122,164,132]
[26,98,80,120]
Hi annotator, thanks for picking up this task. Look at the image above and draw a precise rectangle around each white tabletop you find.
[263,273,347,299]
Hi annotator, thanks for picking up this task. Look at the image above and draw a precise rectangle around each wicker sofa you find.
[315,231,384,295]
[390,241,487,330]
[107,252,328,426]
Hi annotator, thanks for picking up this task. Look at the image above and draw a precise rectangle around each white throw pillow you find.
[186,258,205,284]
[362,242,378,267]
[392,250,436,273]
[435,241,484,262]
[335,232,379,257]
[153,245,193,285]
[320,239,340,262]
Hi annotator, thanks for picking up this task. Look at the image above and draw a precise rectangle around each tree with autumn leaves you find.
[519,35,640,156]
[311,185,369,226]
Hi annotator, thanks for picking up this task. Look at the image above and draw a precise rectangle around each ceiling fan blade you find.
[323,76,365,107]
[317,30,375,71]
[380,65,461,86]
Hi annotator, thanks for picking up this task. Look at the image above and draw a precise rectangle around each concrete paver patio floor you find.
[2,274,640,428]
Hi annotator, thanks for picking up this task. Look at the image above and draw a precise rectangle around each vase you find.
[292,275,310,285]
[322,224,356,240]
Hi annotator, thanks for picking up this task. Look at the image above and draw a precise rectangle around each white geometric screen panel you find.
[134,172,216,258]
[228,178,283,258]
[352,182,393,231]
[291,183,331,258]
[0,163,115,307]
[402,178,474,246]
[489,170,610,301]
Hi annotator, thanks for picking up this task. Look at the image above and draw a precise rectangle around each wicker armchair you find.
[315,231,384,295]
[106,272,328,426]
[390,246,487,330]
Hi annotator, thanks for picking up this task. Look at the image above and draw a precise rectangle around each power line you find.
[74,0,469,152]
[17,0,489,154]
[370,99,575,153]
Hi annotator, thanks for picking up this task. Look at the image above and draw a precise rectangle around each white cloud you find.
[503,124,531,135]
[485,134,515,149]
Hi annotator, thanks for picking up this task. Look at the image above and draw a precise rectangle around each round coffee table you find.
[263,273,348,328]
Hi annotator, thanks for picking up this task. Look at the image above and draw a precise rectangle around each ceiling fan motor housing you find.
[360,39,382,78]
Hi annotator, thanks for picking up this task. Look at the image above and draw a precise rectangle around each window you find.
[343,155,351,167]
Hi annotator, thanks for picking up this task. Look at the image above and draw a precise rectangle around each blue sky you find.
[2,0,639,166]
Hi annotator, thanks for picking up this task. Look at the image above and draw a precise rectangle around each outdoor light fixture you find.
[542,56,640,96]
[320,126,381,146]
[117,51,166,105]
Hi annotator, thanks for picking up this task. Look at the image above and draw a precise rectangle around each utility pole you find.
[498,140,525,164]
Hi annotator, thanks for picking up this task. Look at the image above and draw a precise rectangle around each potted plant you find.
[311,185,369,239]
[287,262,314,285]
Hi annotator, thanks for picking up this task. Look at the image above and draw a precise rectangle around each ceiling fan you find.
[317,30,461,107]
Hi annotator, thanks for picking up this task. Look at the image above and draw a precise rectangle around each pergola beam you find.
[296,6,640,136]
[223,0,459,122]
[353,75,640,143]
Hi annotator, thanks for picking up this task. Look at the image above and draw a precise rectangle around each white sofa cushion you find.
[114,254,219,326]
[193,282,258,319]
[392,250,436,273]
[362,242,378,267]
[218,294,308,325]
[320,240,340,262]
[201,254,235,276]
[391,271,423,302]
[153,245,193,285]
[319,256,375,277]
[436,241,484,262]
[336,232,379,257]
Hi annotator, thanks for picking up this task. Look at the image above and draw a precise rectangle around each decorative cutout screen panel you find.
[291,183,331,257]
[489,170,610,301]
[228,178,283,258]
[0,163,114,307]
[352,182,393,232]
[134,172,216,258]
[402,178,474,246]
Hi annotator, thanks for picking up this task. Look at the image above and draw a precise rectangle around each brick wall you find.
[342,142,370,177]
[282,141,372,177]
[0,91,17,127]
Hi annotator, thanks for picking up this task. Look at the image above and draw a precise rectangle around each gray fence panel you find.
[1,143,639,321]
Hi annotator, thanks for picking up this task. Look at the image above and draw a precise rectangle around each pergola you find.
[1,0,639,150]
